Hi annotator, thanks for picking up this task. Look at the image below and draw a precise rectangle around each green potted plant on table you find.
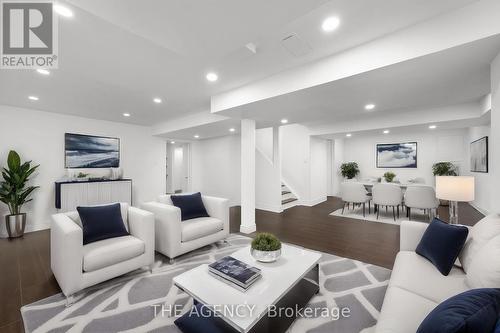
[0,151,39,238]
[251,233,282,263]
[383,171,396,183]
[340,162,360,180]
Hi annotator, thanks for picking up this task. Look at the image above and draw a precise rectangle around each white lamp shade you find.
[436,176,475,202]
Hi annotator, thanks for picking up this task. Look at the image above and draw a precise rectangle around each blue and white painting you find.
[377,142,417,168]
[65,133,120,168]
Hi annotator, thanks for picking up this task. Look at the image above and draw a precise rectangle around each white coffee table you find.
[173,244,321,333]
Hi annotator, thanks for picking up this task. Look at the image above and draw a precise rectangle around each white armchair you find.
[51,203,154,303]
[141,194,229,261]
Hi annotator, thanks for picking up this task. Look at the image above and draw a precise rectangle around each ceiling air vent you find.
[281,34,312,57]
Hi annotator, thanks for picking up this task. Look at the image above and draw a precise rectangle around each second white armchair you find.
[141,194,229,261]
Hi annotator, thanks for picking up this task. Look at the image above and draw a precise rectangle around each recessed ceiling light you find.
[346,133,352,137]
[194,135,200,139]
[54,5,73,18]
[170,141,175,144]
[123,113,131,117]
[206,72,218,82]
[28,96,39,101]
[36,69,50,75]
[229,128,235,132]
[365,104,376,111]
[321,16,340,32]
[153,98,162,104]
[281,119,288,124]
[429,125,437,129]
[383,130,390,134]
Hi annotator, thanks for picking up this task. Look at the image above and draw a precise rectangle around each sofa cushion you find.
[171,192,210,221]
[77,203,129,245]
[417,288,500,333]
[416,218,468,276]
[376,286,437,333]
[181,217,223,242]
[83,235,145,272]
[466,234,500,288]
[390,251,468,304]
[459,214,500,273]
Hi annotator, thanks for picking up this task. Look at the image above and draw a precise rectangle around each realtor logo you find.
[1,0,58,69]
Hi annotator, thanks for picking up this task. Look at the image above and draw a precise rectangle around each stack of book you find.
[208,256,261,292]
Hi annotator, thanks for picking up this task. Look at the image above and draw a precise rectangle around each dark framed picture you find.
[470,136,488,173]
[376,142,417,168]
[65,133,120,168]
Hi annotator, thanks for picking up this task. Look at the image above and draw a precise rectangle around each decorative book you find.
[208,256,261,290]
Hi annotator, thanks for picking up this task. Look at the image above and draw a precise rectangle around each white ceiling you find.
[215,35,500,127]
[0,0,477,125]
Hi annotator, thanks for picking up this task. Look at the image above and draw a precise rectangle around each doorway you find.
[166,142,191,194]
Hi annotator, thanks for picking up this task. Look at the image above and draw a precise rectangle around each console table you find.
[55,179,132,211]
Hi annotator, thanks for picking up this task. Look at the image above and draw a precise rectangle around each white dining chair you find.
[340,182,372,217]
[404,186,439,221]
[372,184,403,221]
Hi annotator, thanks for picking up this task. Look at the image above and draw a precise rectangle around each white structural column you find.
[491,53,500,213]
[240,119,257,233]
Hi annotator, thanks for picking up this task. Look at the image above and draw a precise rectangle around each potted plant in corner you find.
[251,233,282,263]
[383,171,396,183]
[0,151,39,238]
[340,162,360,181]
[432,162,458,206]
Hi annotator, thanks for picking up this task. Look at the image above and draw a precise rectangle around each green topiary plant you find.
[340,162,360,180]
[432,162,458,176]
[383,171,396,183]
[251,233,281,251]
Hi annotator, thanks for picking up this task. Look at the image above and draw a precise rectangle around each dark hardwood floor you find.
[0,196,484,332]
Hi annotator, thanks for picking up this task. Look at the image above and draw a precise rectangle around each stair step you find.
[282,191,291,195]
[282,198,298,205]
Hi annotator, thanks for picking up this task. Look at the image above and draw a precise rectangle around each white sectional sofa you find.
[375,216,500,332]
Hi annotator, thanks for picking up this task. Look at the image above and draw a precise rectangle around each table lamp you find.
[435,176,475,224]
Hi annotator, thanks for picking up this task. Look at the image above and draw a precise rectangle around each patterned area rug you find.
[330,205,433,226]
[21,235,391,333]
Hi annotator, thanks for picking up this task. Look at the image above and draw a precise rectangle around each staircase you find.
[281,183,298,210]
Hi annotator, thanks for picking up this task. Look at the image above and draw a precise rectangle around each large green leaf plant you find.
[0,151,39,215]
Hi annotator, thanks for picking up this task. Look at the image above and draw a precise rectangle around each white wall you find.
[309,137,328,205]
[490,51,500,214]
[190,135,241,207]
[280,124,328,205]
[343,128,467,186]
[256,128,281,212]
[0,105,166,237]
[464,125,491,214]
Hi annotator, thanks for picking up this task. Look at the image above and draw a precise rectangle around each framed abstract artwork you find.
[376,142,417,168]
[470,136,488,173]
[65,133,120,168]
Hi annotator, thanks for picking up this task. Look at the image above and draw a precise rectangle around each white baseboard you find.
[240,224,256,234]
[256,202,282,213]
[300,197,327,207]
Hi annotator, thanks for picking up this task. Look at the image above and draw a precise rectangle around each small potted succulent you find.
[251,233,282,263]
[383,171,396,183]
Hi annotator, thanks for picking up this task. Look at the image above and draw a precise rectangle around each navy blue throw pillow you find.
[417,288,500,333]
[495,319,500,333]
[416,218,468,276]
[170,192,209,221]
[77,203,129,245]
[174,303,226,333]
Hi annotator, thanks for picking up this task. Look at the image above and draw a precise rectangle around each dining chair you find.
[404,186,439,221]
[340,182,372,217]
[372,184,403,221]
